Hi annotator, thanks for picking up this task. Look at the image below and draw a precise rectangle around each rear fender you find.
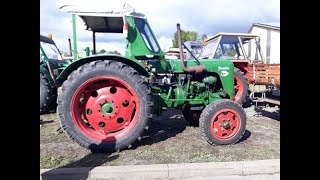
[56,55,149,87]
[232,60,249,74]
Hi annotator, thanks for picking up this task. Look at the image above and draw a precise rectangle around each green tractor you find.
[40,35,72,114]
[55,3,247,152]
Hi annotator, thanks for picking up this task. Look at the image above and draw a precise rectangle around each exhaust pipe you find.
[68,38,72,56]
[177,24,205,74]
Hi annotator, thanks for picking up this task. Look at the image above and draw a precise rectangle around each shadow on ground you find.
[41,109,187,180]
[242,97,280,121]
[40,119,55,125]
[239,130,251,143]
[254,107,280,121]
[136,108,252,147]
[134,108,188,148]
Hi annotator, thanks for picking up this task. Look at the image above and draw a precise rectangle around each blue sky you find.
[40,0,279,55]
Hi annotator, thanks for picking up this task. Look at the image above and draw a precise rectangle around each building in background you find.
[248,23,280,64]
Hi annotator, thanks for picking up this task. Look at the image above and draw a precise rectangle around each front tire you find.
[199,99,246,145]
[57,60,153,152]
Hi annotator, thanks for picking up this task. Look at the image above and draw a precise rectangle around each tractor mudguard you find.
[56,55,149,87]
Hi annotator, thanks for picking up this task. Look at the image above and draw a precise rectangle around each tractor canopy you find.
[59,3,145,33]
[201,33,264,63]
[59,3,164,60]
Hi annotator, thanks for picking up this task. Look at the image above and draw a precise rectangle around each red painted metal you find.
[234,75,244,102]
[232,60,249,74]
[210,108,241,140]
[71,76,140,141]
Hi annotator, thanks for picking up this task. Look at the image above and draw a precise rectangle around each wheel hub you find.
[82,82,137,137]
[71,76,141,141]
[221,120,231,129]
[101,102,114,114]
[210,108,241,140]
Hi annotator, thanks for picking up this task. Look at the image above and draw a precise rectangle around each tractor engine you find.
[185,75,218,99]
[149,73,174,85]
[148,72,220,114]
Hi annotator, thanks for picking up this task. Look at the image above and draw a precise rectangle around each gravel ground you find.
[40,104,280,169]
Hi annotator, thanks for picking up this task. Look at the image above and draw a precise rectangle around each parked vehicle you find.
[40,35,72,114]
[201,33,279,107]
[56,3,247,152]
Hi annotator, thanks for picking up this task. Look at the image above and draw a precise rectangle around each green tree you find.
[200,34,208,41]
[172,30,198,48]
[108,50,122,56]
[99,49,107,54]
[227,49,237,57]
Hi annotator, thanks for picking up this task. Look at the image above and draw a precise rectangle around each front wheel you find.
[199,99,247,145]
[57,60,153,152]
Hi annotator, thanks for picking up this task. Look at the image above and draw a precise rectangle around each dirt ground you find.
[40,104,280,169]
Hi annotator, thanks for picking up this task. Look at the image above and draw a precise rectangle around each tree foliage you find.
[108,50,122,55]
[200,34,208,41]
[99,49,107,54]
[88,49,122,55]
[172,30,208,48]
[172,30,198,48]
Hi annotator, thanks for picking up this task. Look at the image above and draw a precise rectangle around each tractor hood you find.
[59,3,145,33]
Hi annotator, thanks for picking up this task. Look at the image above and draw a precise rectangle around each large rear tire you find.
[40,73,54,114]
[200,99,246,145]
[57,60,153,152]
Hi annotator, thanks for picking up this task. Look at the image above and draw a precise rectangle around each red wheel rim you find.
[210,108,241,140]
[71,76,140,141]
[234,75,243,102]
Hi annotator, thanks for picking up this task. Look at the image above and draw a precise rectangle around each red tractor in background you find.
[201,33,280,107]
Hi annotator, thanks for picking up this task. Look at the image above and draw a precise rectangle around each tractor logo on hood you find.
[218,66,230,71]
[221,70,229,77]
[218,66,229,76]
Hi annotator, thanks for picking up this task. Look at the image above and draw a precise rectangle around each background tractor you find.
[40,35,73,114]
[55,3,247,152]
[201,33,265,105]
[201,33,279,107]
